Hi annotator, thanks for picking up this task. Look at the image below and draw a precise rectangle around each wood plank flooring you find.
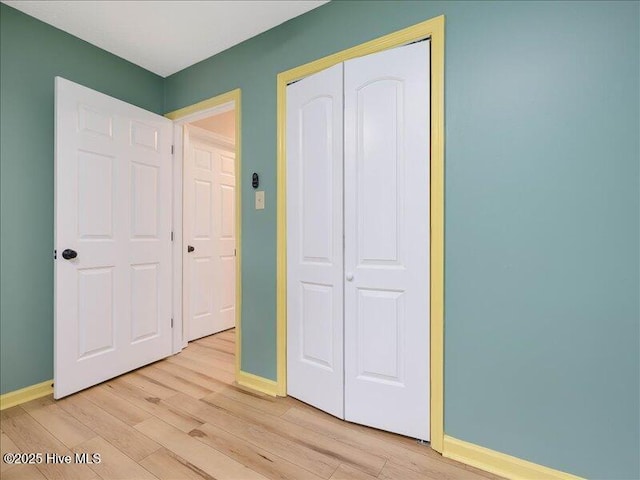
[0,329,500,480]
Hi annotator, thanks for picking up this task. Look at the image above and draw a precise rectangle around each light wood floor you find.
[1,329,499,480]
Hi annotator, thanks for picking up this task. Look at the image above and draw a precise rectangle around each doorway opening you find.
[183,108,237,343]
[167,90,242,380]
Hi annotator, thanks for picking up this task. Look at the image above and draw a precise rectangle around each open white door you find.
[286,63,344,418]
[344,41,431,440]
[55,77,173,399]
[183,126,236,341]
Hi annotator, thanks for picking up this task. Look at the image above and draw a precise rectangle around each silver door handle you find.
[346,273,354,281]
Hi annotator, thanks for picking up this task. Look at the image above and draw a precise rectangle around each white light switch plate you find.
[255,190,265,210]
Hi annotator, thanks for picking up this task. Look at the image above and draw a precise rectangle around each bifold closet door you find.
[344,41,431,440]
[286,41,431,439]
[286,63,345,418]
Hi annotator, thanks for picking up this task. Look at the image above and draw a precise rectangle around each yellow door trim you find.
[165,89,241,120]
[276,15,445,451]
[443,436,585,480]
[165,88,244,383]
[0,379,53,410]
[236,370,278,397]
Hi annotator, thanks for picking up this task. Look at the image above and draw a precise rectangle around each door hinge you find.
[53,249,57,259]
[171,231,174,242]
[234,248,236,256]
[171,318,174,328]
[171,145,175,155]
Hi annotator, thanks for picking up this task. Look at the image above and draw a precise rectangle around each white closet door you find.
[184,126,236,341]
[286,63,344,418]
[344,41,431,439]
[55,77,173,399]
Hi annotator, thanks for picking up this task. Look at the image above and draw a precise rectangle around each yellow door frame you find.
[165,89,244,384]
[276,15,445,452]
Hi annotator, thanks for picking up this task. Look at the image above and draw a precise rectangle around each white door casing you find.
[183,126,236,341]
[286,63,345,418]
[54,77,173,399]
[344,41,431,440]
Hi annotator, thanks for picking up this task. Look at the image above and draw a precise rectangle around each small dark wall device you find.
[252,173,259,189]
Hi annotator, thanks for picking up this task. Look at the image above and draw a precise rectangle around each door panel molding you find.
[276,15,445,451]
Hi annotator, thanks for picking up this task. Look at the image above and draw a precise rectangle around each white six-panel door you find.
[286,63,345,418]
[286,41,430,439]
[344,41,430,440]
[184,126,236,341]
[55,77,173,399]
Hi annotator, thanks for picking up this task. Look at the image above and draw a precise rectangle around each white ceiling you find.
[2,0,329,77]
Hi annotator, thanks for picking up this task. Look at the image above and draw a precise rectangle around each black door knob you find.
[62,249,77,260]
[187,245,195,253]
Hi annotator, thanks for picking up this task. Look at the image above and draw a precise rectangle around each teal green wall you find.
[165,1,639,478]
[0,4,164,393]
[2,1,638,478]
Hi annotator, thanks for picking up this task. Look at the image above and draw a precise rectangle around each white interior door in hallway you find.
[286,40,431,440]
[183,125,236,341]
[55,77,173,399]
